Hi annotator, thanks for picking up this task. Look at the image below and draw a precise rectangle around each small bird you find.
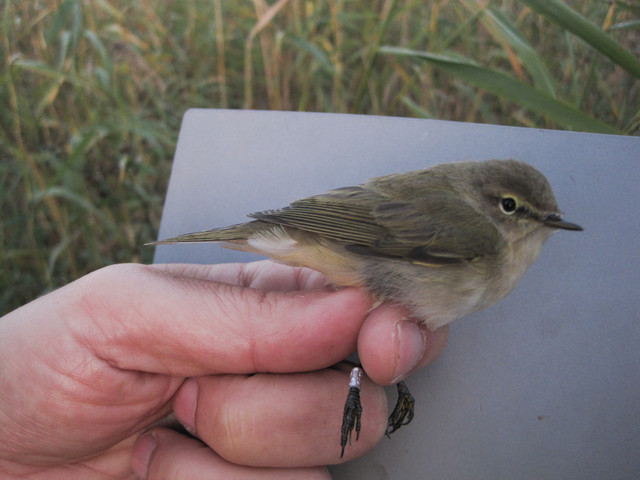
[151,159,582,457]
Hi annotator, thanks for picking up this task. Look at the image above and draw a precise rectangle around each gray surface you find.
[154,109,640,479]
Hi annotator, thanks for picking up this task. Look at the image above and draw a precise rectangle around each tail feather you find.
[146,221,262,245]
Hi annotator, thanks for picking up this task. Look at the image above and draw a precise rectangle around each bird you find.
[150,159,583,457]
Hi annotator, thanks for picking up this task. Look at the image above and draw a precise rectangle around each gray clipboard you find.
[154,109,640,479]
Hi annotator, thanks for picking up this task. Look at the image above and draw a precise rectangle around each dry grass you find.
[1,0,638,313]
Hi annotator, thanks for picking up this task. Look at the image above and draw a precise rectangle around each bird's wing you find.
[249,185,501,265]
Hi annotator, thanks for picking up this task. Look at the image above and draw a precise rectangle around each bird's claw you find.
[386,380,414,436]
[340,368,363,458]
[340,371,415,457]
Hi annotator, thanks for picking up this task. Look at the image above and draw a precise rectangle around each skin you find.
[0,261,448,479]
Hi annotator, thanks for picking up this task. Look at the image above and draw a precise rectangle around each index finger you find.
[62,263,373,377]
[152,260,333,291]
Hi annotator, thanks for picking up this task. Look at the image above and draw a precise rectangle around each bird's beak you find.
[543,214,583,231]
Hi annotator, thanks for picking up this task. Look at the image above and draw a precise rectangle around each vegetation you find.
[1,0,638,314]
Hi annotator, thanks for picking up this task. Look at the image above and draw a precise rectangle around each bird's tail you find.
[146,221,262,245]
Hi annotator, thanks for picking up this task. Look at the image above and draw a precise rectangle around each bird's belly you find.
[360,258,511,331]
[241,227,543,331]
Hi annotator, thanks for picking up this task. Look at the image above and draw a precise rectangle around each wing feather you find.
[248,175,501,264]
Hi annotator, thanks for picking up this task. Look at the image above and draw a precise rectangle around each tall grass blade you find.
[518,0,640,78]
[31,187,114,228]
[353,0,399,111]
[459,0,557,97]
[13,59,93,89]
[286,34,335,73]
[381,47,621,134]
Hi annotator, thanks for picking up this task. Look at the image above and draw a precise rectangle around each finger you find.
[132,428,331,480]
[172,370,387,467]
[357,305,449,385]
[62,263,373,376]
[153,260,333,291]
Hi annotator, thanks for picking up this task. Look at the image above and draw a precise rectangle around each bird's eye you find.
[500,197,517,214]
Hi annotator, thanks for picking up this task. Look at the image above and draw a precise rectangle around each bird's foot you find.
[386,380,414,436]
[340,367,363,458]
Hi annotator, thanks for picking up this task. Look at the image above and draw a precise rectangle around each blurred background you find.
[1,0,638,315]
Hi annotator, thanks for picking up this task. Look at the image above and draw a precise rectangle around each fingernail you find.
[174,377,198,435]
[132,432,157,479]
[392,320,425,383]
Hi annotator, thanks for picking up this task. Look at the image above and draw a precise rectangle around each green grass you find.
[1,0,638,315]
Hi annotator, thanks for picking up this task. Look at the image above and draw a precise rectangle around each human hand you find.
[0,261,448,479]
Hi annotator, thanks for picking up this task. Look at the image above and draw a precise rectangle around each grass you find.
[1,0,638,315]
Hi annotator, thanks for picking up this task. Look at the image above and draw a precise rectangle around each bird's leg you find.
[340,370,415,457]
[340,367,363,458]
[386,380,415,436]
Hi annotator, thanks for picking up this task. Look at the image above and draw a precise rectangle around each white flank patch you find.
[247,226,299,256]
